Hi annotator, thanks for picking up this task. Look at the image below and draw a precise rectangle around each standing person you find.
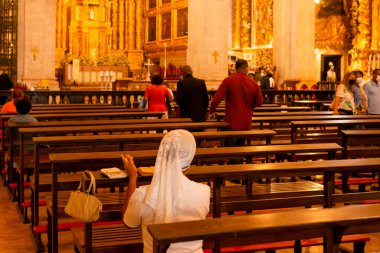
[259,68,270,90]
[143,75,174,119]
[176,65,209,122]
[363,69,380,115]
[122,129,210,253]
[0,73,14,105]
[1,89,24,113]
[332,72,356,115]
[267,72,275,89]
[352,70,367,113]
[209,59,263,146]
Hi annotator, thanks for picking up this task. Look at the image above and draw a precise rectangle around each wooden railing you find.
[0,89,335,107]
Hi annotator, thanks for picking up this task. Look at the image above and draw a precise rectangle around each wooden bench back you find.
[147,204,380,253]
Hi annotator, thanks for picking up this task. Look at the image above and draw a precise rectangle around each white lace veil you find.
[144,129,196,223]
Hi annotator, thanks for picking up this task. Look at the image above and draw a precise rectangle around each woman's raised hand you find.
[121,154,138,177]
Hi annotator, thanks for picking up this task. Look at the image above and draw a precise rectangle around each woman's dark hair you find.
[15,99,32,115]
[267,72,273,78]
[12,89,24,105]
[0,73,14,90]
[151,75,163,85]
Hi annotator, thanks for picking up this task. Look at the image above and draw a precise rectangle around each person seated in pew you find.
[122,129,210,253]
[1,89,24,113]
[7,99,38,145]
[8,99,38,124]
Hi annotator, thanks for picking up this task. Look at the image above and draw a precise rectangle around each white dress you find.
[124,178,210,253]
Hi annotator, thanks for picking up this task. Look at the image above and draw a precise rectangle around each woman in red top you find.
[1,89,24,113]
[144,75,173,119]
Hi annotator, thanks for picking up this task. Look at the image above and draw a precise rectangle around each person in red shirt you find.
[1,89,24,113]
[209,59,263,146]
[144,75,174,119]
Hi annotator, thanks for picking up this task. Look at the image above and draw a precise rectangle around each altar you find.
[62,63,129,90]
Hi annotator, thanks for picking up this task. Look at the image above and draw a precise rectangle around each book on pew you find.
[100,167,127,179]
[137,166,155,176]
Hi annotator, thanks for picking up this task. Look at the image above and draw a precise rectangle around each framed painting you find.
[177,8,188,37]
[161,12,171,40]
[148,0,156,9]
[148,16,157,42]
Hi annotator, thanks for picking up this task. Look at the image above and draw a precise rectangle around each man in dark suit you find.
[176,65,209,122]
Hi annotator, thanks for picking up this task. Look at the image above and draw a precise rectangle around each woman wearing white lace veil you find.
[122,129,210,253]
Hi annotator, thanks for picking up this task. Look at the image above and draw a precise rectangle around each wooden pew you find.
[31,105,129,110]
[292,100,331,110]
[2,118,192,188]
[254,106,312,112]
[341,129,380,193]
[67,157,380,253]
[148,204,380,253]
[32,104,127,108]
[215,111,333,121]
[46,143,343,252]
[1,111,164,185]
[342,129,380,159]
[291,119,380,144]
[214,106,311,113]
[22,130,276,223]
[253,114,380,130]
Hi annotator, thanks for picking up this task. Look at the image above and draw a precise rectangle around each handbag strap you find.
[85,170,96,194]
[77,170,96,194]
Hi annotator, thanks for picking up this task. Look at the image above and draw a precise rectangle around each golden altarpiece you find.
[54,0,380,90]
[55,0,187,91]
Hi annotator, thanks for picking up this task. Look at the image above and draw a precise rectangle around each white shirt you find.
[269,77,275,88]
[124,179,210,253]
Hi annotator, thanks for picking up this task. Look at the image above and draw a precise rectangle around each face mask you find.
[260,73,265,77]
[356,77,363,84]
[348,79,355,85]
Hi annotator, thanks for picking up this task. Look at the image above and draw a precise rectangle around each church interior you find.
[1,0,380,253]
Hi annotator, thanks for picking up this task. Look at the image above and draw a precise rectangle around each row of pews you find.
[1,103,380,253]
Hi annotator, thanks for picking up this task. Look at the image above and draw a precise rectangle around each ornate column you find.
[17,0,59,89]
[128,0,136,51]
[273,0,316,85]
[240,0,251,48]
[371,0,379,50]
[112,0,118,50]
[349,0,371,71]
[119,0,125,50]
[188,0,230,89]
[232,0,241,49]
[124,0,129,50]
[56,0,62,48]
[136,0,143,50]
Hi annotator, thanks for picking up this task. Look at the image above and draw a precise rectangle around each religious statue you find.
[89,7,95,20]
[326,62,337,82]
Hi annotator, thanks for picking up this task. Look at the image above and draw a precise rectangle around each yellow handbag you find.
[64,171,103,222]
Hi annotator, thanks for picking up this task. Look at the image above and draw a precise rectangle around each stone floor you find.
[1,183,380,252]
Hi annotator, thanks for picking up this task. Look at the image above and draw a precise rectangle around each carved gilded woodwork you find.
[315,0,348,50]
[348,0,371,71]
[144,0,188,60]
[252,49,273,69]
[316,15,348,50]
[254,0,273,46]
[240,0,251,48]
